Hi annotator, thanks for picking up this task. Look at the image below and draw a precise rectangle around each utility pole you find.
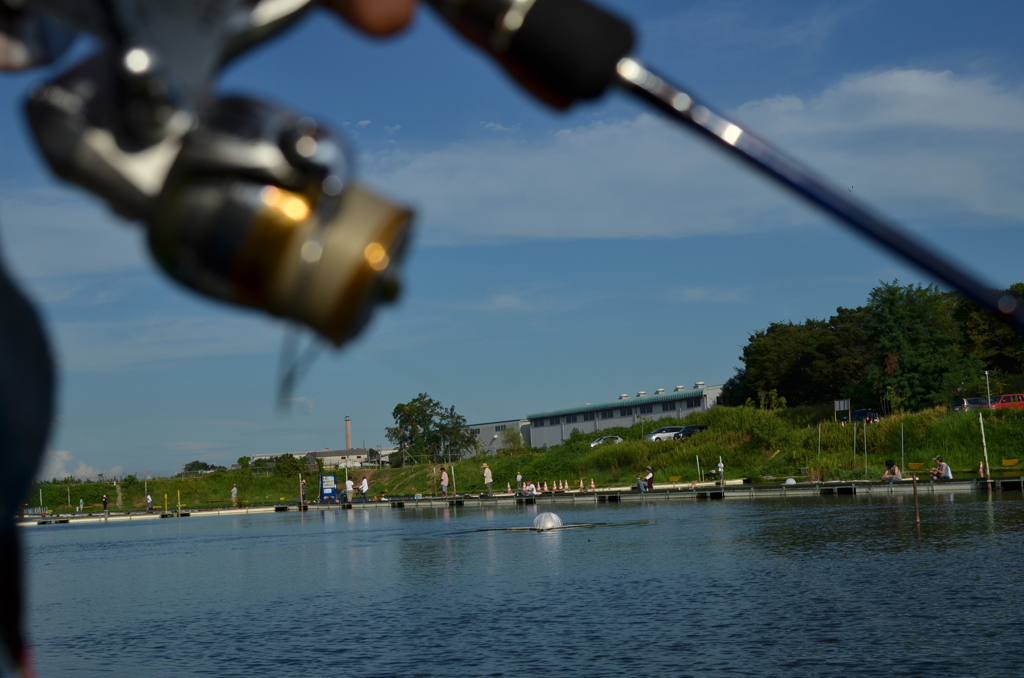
[985,370,992,407]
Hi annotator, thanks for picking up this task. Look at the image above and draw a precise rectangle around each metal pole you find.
[696,455,702,483]
[177,489,181,517]
[912,474,921,523]
[864,420,868,475]
[901,423,905,476]
[853,421,857,467]
[979,411,992,487]
[451,465,457,496]
[985,370,992,407]
[817,424,821,459]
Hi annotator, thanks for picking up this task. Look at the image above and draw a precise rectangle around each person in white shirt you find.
[344,477,354,503]
[359,477,369,501]
[482,463,493,496]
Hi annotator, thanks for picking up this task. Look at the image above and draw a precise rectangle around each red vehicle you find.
[992,394,1024,410]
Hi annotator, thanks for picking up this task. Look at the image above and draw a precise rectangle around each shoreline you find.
[20,476,1017,527]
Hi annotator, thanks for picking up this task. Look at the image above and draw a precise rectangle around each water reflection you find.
[23,494,1024,677]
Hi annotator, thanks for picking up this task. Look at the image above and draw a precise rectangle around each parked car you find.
[952,397,992,411]
[644,426,684,442]
[992,394,1024,410]
[590,436,624,447]
[672,425,708,440]
[840,409,880,424]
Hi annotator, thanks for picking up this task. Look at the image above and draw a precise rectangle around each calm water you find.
[23,493,1024,677]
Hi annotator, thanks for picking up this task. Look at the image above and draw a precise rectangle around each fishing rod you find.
[425,0,1024,331]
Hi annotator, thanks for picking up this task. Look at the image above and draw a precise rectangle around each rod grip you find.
[429,0,634,104]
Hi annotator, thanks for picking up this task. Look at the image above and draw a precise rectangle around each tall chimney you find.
[345,416,352,450]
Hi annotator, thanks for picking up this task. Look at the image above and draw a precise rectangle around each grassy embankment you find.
[29,406,1024,511]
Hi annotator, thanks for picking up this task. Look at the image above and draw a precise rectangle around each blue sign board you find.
[320,475,337,502]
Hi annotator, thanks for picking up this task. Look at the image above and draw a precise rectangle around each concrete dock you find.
[20,476,1022,527]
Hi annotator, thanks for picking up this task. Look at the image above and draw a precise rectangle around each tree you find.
[386,393,478,465]
[181,460,225,474]
[498,427,527,456]
[860,281,984,413]
[237,456,251,471]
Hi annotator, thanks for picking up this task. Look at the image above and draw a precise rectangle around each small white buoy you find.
[784,478,797,485]
[533,512,562,530]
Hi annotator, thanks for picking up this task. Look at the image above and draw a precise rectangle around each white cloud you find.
[357,120,371,127]
[362,68,1024,245]
[384,125,401,135]
[483,122,519,133]
[37,448,123,481]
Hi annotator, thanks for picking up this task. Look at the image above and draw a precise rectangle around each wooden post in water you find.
[979,411,992,492]
[912,474,921,523]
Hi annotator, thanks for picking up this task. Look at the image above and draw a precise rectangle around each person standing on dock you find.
[359,477,369,502]
[146,493,153,512]
[78,498,83,513]
[440,467,449,498]
[516,471,522,490]
[344,477,354,504]
[482,463,493,497]
[102,494,108,513]
[231,484,238,507]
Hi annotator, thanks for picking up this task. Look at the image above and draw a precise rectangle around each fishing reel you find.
[9,0,413,347]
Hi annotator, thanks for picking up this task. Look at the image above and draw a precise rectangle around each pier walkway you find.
[21,476,1022,527]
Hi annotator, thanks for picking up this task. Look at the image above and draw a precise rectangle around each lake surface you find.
[23,492,1024,677]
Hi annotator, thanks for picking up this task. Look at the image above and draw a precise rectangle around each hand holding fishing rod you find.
[424,0,1024,331]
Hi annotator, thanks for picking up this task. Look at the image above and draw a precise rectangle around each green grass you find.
[29,406,1023,510]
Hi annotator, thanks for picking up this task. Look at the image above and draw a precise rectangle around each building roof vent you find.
[637,391,647,397]
[619,394,629,400]
[655,388,666,394]
[674,385,686,392]
[694,381,706,389]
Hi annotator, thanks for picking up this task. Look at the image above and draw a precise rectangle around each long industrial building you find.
[526,382,723,448]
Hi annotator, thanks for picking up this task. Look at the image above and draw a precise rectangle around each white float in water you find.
[533,512,562,530]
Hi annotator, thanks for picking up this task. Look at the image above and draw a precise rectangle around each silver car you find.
[644,426,684,442]
[590,436,624,447]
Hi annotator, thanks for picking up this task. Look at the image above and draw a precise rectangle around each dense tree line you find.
[722,281,1024,413]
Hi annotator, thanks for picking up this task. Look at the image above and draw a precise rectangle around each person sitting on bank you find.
[930,456,953,481]
[524,481,537,496]
[636,466,653,493]
[881,460,901,482]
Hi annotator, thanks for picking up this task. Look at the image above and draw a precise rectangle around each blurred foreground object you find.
[426,0,1024,331]
[16,0,413,347]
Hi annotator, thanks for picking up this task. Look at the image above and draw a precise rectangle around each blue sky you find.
[4,0,1024,479]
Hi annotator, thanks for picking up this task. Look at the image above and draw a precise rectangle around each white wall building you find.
[527,382,722,448]
[464,419,533,457]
